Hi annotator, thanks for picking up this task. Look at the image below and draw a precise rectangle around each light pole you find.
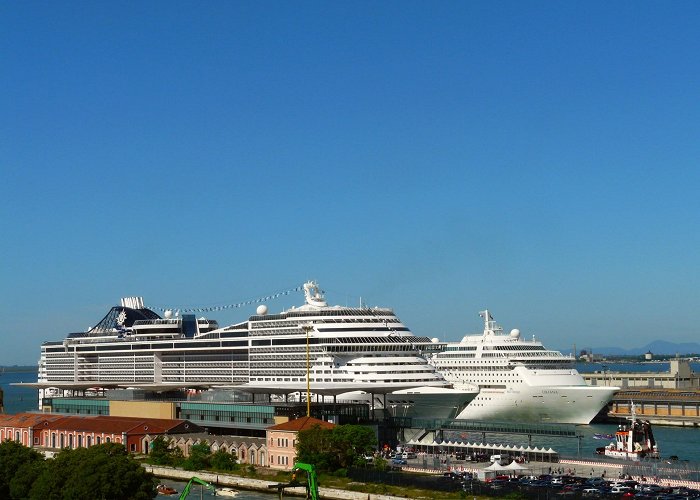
[602,365,608,386]
[302,323,314,417]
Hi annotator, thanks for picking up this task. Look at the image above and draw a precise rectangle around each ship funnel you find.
[120,297,145,309]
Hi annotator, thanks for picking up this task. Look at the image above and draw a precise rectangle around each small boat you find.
[216,487,239,497]
[596,402,659,461]
[157,484,178,495]
[592,433,614,440]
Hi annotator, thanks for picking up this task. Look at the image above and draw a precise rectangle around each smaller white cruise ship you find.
[429,310,618,424]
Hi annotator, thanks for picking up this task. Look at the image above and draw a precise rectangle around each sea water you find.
[156,479,276,499]
[577,361,700,374]
[1,369,38,415]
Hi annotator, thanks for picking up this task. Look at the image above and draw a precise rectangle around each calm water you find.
[3,366,700,462]
[155,478,276,499]
[1,369,39,414]
[576,361,700,373]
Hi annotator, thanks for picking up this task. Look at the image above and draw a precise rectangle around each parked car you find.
[610,485,632,494]
[391,458,407,466]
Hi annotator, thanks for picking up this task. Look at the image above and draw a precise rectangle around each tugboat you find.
[597,402,659,461]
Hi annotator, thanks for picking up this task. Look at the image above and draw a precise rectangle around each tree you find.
[148,435,182,466]
[296,424,377,471]
[210,449,238,471]
[0,440,46,499]
[182,442,211,471]
[29,443,156,500]
[296,424,334,470]
[329,425,377,468]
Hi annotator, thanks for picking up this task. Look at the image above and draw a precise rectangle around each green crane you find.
[268,462,319,500]
[178,476,216,500]
[291,462,319,500]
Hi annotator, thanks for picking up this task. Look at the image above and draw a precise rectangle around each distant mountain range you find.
[560,340,700,356]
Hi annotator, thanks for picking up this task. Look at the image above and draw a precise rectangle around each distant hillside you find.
[0,365,38,373]
[560,340,700,356]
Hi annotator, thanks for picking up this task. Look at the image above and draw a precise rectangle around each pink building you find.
[0,413,198,454]
[266,416,335,470]
[0,413,63,447]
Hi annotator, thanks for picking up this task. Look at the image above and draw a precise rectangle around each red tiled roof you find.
[0,412,189,435]
[38,416,173,434]
[0,412,63,428]
[267,416,335,432]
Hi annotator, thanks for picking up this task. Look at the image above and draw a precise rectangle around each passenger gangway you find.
[394,417,583,449]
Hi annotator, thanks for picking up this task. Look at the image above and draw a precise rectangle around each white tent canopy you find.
[485,461,509,471]
[405,439,557,454]
[504,461,530,471]
[404,438,559,464]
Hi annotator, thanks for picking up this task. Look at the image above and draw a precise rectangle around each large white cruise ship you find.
[428,310,618,424]
[38,282,475,419]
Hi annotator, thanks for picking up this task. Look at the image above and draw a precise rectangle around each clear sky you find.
[2,1,699,365]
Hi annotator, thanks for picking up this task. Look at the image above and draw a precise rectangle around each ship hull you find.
[455,385,617,425]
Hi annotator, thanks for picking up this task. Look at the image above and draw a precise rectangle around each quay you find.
[143,465,406,499]
[608,390,700,426]
[145,459,700,498]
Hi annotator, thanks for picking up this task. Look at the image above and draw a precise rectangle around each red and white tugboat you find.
[599,402,659,461]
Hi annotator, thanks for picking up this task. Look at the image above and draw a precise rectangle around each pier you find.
[609,390,700,426]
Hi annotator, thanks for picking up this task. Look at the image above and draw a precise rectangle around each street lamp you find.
[602,365,608,386]
[301,323,314,417]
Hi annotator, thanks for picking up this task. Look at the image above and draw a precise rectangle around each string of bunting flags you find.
[149,285,304,313]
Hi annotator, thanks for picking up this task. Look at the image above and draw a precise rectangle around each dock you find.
[609,390,700,427]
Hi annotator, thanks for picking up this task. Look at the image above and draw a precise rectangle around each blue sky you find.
[2,1,699,365]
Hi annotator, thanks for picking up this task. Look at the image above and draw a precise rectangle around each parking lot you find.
[380,452,700,498]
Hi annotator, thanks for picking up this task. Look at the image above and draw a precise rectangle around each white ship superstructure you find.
[429,310,618,424]
[38,282,474,418]
[240,282,447,391]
